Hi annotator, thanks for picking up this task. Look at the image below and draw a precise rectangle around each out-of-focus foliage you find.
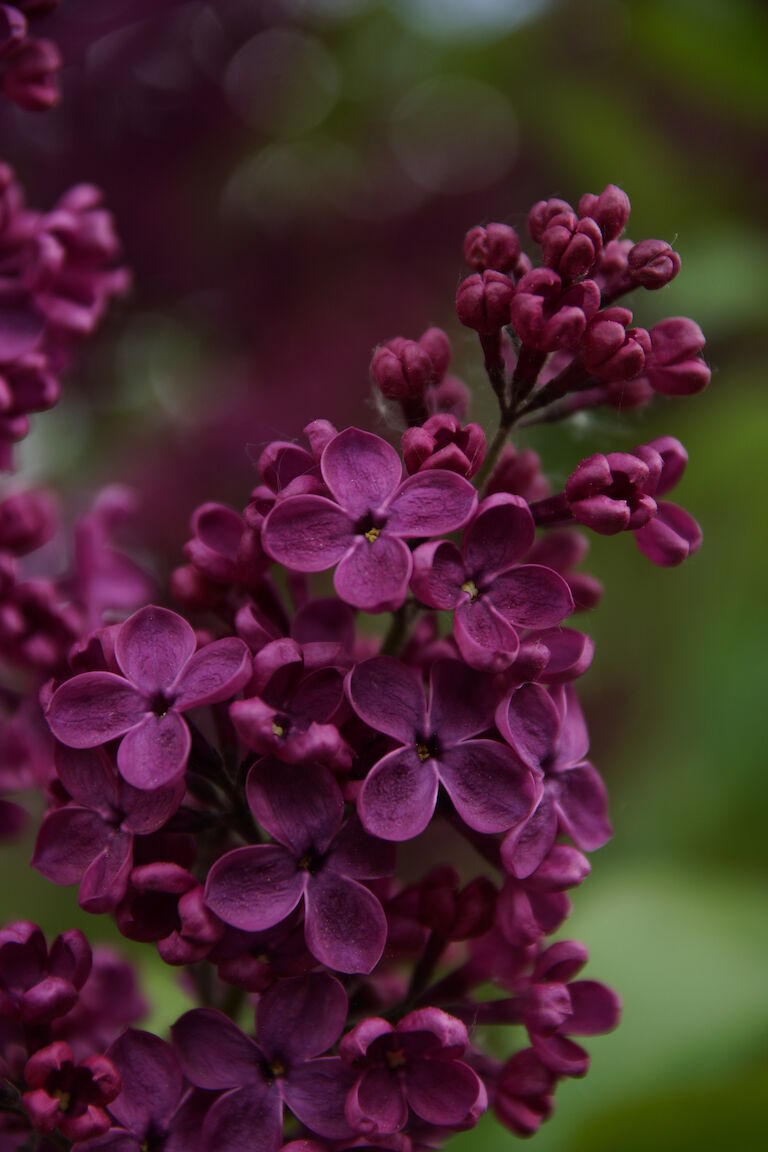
[1,0,766,1148]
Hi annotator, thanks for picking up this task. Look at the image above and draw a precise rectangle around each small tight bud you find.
[629,239,681,289]
[456,270,515,334]
[463,223,521,273]
[578,184,630,242]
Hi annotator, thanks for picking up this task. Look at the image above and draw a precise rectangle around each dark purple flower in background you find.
[22,1040,120,1142]
[205,760,394,973]
[348,657,536,841]
[411,495,573,671]
[263,428,477,612]
[172,973,355,1151]
[0,2,60,111]
[46,605,251,789]
[340,1008,486,1136]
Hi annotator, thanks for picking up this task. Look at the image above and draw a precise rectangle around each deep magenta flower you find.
[229,637,352,769]
[22,1041,120,1142]
[172,973,355,1151]
[511,269,600,352]
[347,657,536,841]
[340,1008,486,1136]
[580,307,650,382]
[32,745,184,913]
[577,184,631,243]
[401,414,486,479]
[370,328,451,402]
[493,1048,557,1136]
[496,845,590,947]
[411,495,573,671]
[46,605,251,789]
[455,270,515,334]
[634,436,702,566]
[540,211,603,281]
[262,428,477,613]
[563,448,661,534]
[0,921,91,1026]
[643,316,711,396]
[463,223,522,274]
[628,239,681,289]
[497,684,611,877]
[205,759,394,973]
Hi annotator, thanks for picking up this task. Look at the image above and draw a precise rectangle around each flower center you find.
[416,734,439,762]
[269,1058,286,1078]
[298,851,320,874]
[149,692,173,718]
[364,526,381,543]
[354,511,387,543]
[272,714,290,739]
[385,1047,407,1071]
[461,579,480,601]
[54,1088,71,1111]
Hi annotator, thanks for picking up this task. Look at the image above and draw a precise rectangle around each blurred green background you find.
[2,0,767,1148]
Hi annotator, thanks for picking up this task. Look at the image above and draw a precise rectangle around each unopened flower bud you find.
[541,212,602,280]
[645,317,710,396]
[456,270,515,334]
[402,414,485,479]
[628,238,681,289]
[581,307,650,382]
[577,184,630,242]
[463,223,521,273]
[528,197,573,243]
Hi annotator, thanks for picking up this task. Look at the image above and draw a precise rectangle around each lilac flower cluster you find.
[0,155,709,1148]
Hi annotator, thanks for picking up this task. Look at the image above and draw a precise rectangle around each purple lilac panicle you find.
[2,178,712,1152]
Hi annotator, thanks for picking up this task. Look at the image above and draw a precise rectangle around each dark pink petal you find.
[634,501,702,566]
[171,638,251,709]
[488,565,574,628]
[305,871,387,973]
[107,1030,182,1135]
[566,980,621,1034]
[262,496,353,572]
[46,673,146,748]
[347,1066,407,1134]
[65,1132,137,1151]
[54,744,119,812]
[496,684,560,770]
[551,684,589,768]
[406,1059,484,1127]
[204,845,305,932]
[534,628,594,683]
[386,471,477,537]
[397,1007,469,1051]
[501,791,558,878]
[346,656,425,742]
[32,807,110,884]
[117,712,190,790]
[172,1008,262,1089]
[202,1084,282,1152]
[437,741,535,834]
[320,428,402,517]
[291,667,345,725]
[453,598,520,672]
[283,1058,356,1139]
[258,972,347,1063]
[246,760,343,858]
[334,535,411,613]
[119,777,186,835]
[428,659,497,741]
[532,1033,589,1077]
[555,763,612,851]
[463,494,535,578]
[339,1019,393,1063]
[410,540,465,609]
[78,833,133,913]
[358,748,438,842]
[0,305,45,362]
[115,606,196,694]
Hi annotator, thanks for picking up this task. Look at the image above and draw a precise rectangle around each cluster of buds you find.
[0,1,60,111]
[0,179,708,1151]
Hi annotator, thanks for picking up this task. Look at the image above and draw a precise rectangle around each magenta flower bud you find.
[564,450,661,534]
[581,307,651,382]
[577,184,630,242]
[1,36,61,111]
[456,270,515,334]
[486,443,550,503]
[463,223,521,273]
[370,336,434,401]
[418,325,452,379]
[628,238,681,289]
[0,488,56,555]
[494,1048,556,1136]
[528,197,573,243]
[512,269,600,352]
[645,317,710,396]
[402,414,485,479]
[540,212,603,280]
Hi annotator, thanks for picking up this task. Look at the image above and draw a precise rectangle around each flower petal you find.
[410,540,465,610]
[172,638,251,709]
[304,871,387,974]
[358,747,438,842]
[500,791,558,879]
[406,1059,484,1127]
[54,744,120,812]
[284,1058,356,1139]
[258,972,348,1063]
[32,807,110,885]
[201,1084,282,1152]
[47,673,146,749]
[554,762,612,851]
[634,500,702,567]
[347,1066,407,1135]
[115,606,196,694]
[346,656,425,743]
[453,598,520,672]
[428,658,498,742]
[437,741,535,834]
[565,980,621,1035]
[172,1008,262,1089]
[262,496,353,572]
[117,713,190,790]
[78,833,134,914]
[246,760,343,858]
[488,564,574,628]
[321,427,403,517]
[496,684,560,770]
[334,535,411,613]
[107,1030,182,1135]
[386,471,477,537]
[463,494,535,579]
[204,845,305,932]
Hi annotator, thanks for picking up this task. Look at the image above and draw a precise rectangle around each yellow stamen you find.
[461,579,479,601]
[364,526,381,543]
[416,743,431,762]
[385,1047,407,1070]
[272,721,286,738]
